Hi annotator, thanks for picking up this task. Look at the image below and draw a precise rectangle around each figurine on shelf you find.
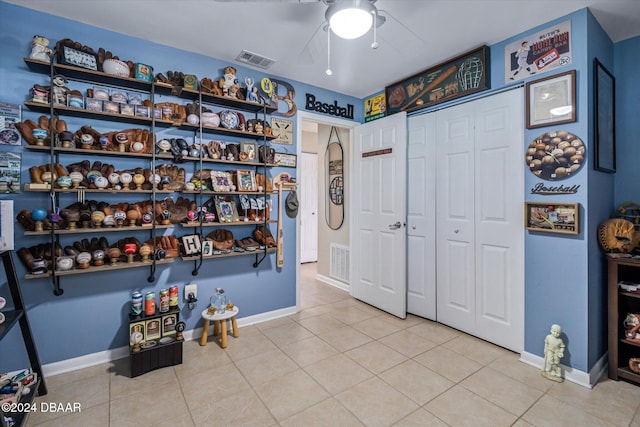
[541,324,565,382]
[51,75,70,106]
[219,66,238,98]
[29,35,52,62]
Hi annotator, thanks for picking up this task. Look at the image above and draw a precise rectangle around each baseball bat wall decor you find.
[276,181,284,268]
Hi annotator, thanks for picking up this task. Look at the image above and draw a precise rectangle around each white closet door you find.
[300,152,318,263]
[473,89,524,352]
[407,113,437,319]
[435,102,476,333]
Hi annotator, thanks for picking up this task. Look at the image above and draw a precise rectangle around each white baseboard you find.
[42,305,298,378]
[520,351,608,389]
[315,274,350,293]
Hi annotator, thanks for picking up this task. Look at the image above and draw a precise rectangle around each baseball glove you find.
[597,218,640,253]
[253,226,276,247]
[206,229,234,251]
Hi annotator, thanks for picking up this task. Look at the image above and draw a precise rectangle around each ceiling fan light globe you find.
[329,7,373,39]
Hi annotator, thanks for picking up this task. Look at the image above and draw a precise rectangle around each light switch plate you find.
[185,284,197,301]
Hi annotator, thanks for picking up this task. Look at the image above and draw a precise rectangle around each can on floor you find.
[159,289,170,313]
[169,286,179,308]
[145,291,156,316]
[131,291,143,315]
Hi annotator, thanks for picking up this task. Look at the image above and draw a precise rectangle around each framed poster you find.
[0,152,20,193]
[364,93,386,122]
[271,117,293,145]
[526,70,576,129]
[0,103,21,145]
[386,46,489,115]
[525,202,579,235]
[505,20,571,83]
[594,58,616,173]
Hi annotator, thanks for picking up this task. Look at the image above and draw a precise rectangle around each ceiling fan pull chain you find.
[372,9,379,49]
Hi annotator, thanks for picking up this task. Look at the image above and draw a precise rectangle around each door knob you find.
[389,221,402,230]
[454,229,460,234]
[411,225,416,230]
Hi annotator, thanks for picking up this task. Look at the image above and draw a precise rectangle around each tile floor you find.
[26,263,640,426]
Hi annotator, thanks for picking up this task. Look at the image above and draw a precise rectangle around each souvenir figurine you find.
[541,324,565,382]
[219,66,238,98]
[29,35,52,61]
[51,75,69,106]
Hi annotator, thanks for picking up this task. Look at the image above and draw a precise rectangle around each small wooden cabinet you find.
[128,308,183,377]
[607,257,640,385]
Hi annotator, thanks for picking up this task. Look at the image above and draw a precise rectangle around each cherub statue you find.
[541,324,565,382]
[29,35,52,61]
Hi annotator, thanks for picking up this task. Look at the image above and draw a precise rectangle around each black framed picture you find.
[594,58,615,173]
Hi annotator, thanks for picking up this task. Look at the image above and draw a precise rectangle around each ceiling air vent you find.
[235,50,276,70]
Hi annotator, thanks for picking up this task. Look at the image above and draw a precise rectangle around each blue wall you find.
[0,1,360,367]
[614,36,640,204]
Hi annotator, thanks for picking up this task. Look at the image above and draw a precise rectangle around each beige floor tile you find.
[442,334,512,365]
[280,397,365,427]
[511,419,535,427]
[190,388,276,427]
[288,304,333,321]
[351,315,406,339]
[378,330,438,358]
[336,377,419,427]
[546,376,640,426]
[110,385,191,427]
[253,315,297,330]
[110,363,179,400]
[379,359,454,405]
[235,348,299,386]
[460,367,544,416]
[296,313,346,335]
[174,339,233,377]
[260,322,315,347]
[522,394,615,427]
[41,362,113,389]
[318,325,373,352]
[180,364,250,410]
[406,321,461,345]
[632,409,640,427]
[253,369,329,421]
[373,312,425,329]
[280,336,339,367]
[27,402,109,427]
[304,353,373,394]
[222,328,278,362]
[29,374,109,425]
[392,408,449,427]
[424,385,517,427]
[487,353,554,392]
[345,341,408,374]
[328,306,378,324]
[414,346,483,382]
[330,298,362,310]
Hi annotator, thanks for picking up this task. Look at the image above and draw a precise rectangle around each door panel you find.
[407,114,437,319]
[436,103,475,333]
[351,112,407,318]
[300,152,318,263]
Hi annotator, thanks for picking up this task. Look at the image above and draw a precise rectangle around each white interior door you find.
[300,152,318,263]
[436,89,524,352]
[351,112,407,318]
[407,113,437,320]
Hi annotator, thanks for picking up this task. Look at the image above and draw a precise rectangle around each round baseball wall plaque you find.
[526,130,585,180]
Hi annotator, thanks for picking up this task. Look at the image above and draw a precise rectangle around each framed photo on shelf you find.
[214,196,239,223]
[526,70,576,129]
[162,314,177,336]
[594,58,616,173]
[145,318,161,340]
[202,240,213,257]
[237,169,256,192]
[211,171,233,192]
[240,141,257,162]
[129,321,145,345]
[525,202,579,235]
[274,152,297,168]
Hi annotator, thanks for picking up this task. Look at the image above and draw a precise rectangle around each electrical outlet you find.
[185,284,197,301]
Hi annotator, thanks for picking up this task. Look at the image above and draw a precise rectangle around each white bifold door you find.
[408,88,524,352]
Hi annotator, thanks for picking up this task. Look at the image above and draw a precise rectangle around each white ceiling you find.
[6,0,640,98]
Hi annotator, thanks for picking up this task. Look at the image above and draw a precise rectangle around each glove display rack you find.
[607,257,640,386]
[20,57,279,294]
